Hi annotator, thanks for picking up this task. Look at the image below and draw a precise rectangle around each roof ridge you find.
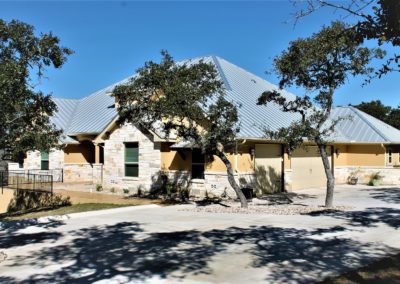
[211,56,232,91]
[348,106,390,141]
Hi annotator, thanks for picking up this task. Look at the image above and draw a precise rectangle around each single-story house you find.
[22,56,400,196]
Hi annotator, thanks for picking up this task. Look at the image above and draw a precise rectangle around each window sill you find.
[122,177,140,181]
[191,179,205,183]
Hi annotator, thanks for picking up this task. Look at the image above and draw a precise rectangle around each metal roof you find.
[331,106,400,143]
[52,55,400,144]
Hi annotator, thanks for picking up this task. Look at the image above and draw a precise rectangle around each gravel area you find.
[181,198,353,215]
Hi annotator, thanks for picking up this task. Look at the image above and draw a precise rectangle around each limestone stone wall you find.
[63,163,94,183]
[335,166,400,185]
[103,123,161,193]
[24,149,64,170]
[203,171,256,198]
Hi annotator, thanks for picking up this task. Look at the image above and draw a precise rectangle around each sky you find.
[1,0,400,107]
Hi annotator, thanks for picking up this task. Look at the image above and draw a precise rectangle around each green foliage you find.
[112,51,248,207]
[112,50,239,156]
[295,0,400,79]
[354,100,400,130]
[110,187,116,193]
[257,21,382,152]
[123,188,130,194]
[0,19,73,161]
[96,184,103,192]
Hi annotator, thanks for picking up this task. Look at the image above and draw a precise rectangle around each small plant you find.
[165,182,174,196]
[123,188,130,194]
[96,184,103,192]
[205,190,209,199]
[137,187,142,197]
[348,170,359,185]
[368,172,383,186]
[110,187,116,193]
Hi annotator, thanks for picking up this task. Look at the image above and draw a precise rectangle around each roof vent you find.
[251,79,257,84]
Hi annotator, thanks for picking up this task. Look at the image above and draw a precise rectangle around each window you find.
[125,143,139,177]
[192,149,205,179]
[388,148,393,165]
[41,152,49,170]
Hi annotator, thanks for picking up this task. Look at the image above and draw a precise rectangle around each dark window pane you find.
[192,149,205,163]
[41,161,49,170]
[125,164,138,177]
[125,143,138,163]
[192,164,204,179]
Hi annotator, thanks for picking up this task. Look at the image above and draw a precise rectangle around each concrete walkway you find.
[0,185,400,283]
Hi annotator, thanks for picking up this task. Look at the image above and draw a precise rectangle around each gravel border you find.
[181,204,353,215]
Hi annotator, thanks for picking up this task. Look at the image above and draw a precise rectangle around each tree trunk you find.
[215,150,248,208]
[318,143,335,208]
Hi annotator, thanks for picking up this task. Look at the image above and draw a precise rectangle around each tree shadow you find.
[0,219,65,250]
[255,165,281,195]
[364,187,400,204]
[306,207,400,229]
[1,221,393,283]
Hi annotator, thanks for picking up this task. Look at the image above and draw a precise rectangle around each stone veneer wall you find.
[203,171,256,198]
[103,123,161,193]
[335,166,400,185]
[63,163,94,183]
[24,149,64,170]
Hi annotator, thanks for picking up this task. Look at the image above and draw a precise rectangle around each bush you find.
[96,184,103,192]
[110,187,116,193]
[123,188,130,194]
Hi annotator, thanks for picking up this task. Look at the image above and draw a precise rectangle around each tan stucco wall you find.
[0,188,15,214]
[160,143,191,171]
[335,144,386,167]
[160,142,256,174]
[64,141,95,164]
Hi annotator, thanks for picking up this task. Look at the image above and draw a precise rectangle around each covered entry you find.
[291,146,332,190]
[254,144,283,194]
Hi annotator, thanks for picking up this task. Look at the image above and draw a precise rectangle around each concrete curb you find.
[0,204,161,228]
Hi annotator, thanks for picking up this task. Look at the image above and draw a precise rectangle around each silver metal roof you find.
[331,106,400,143]
[52,55,400,144]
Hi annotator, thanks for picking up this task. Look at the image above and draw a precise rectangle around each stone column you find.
[92,163,103,185]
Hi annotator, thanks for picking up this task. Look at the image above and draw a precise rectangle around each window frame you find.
[388,148,393,165]
[191,149,205,180]
[41,151,49,170]
[124,142,139,177]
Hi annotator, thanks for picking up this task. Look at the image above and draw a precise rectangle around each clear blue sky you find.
[2,1,399,107]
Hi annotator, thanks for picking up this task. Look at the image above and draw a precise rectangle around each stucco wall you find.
[0,188,15,214]
[64,141,95,164]
[103,123,161,192]
[334,144,386,167]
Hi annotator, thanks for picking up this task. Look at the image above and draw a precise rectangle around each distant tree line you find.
[353,100,400,130]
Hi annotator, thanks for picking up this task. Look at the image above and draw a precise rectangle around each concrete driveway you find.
[0,185,400,283]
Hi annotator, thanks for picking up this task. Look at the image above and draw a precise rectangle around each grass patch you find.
[322,253,400,283]
[2,203,130,221]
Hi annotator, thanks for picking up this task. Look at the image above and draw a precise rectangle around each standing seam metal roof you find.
[52,55,400,144]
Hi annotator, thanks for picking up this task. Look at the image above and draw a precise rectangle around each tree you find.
[354,100,391,118]
[0,19,73,162]
[293,0,400,79]
[257,22,382,207]
[112,51,248,208]
[353,100,400,129]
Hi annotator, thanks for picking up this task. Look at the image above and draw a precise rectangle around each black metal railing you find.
[6,169,63,183]
[0,171,53,194]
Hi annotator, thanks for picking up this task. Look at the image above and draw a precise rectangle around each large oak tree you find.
[258,22,382,207]
[112,51,249,207]
[0,19,72,162]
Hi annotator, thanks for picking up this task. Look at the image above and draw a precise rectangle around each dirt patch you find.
[53,189,162,206]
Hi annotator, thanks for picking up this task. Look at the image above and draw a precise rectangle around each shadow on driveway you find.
[0,221,391,283]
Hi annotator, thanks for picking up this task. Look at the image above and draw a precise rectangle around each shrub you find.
[123,188,130,194]
[96,184,103,192]
[110,187,116,193]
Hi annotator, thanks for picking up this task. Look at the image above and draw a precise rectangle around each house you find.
[23,56,400,196]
